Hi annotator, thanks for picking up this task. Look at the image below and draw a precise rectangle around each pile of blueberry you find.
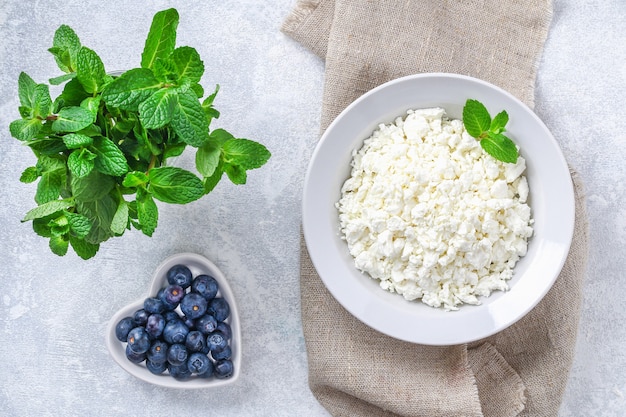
[115,264,234,381]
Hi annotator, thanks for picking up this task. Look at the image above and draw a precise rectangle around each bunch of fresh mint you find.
[462,99,519,163]
[9,8,271,260]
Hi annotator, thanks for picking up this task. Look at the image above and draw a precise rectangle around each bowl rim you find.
[302,72,575,345]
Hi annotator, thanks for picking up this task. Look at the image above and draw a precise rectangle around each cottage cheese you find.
[337,108,533,310]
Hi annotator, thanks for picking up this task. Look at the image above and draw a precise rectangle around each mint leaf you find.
[203,159,224,193]
[50,25,82,73]
[122,171,149,188]
[68,148,96,178]
[52,106,95,132]
[110,199,129,235]
[137,190,158,237]
[32,84,53,119]
[224,163,247,185]
[148,166,204,204]
[222,138,271,170]
[9,118,42,141]
[153,57,179,83]
[196,142,221,177]
[481,132,519,164]
[80,96,101,118]
[141,8,179,70]
[63,133,93,149]
[462,99,491,138]
[35,157,66,204]
[139,88,176,129]
[202,84,221,121]
[76,47,106,93]
[22,199,74,221]
[65,211,92,238]
[69,235,99,259]
[172,46,204,83]
[490,110,509,134]
[91,136,129,176]
[20,167,39,183]
[71,170,115,202]
[61,78,89,107]
[102,68,161,111]
[77,195,116,244]
[18,72,38,109]
[170,91,209,146]
[49,73,76,86]
[49,215,70,236]
[49,235,69,256]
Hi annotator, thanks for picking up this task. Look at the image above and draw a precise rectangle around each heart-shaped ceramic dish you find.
[105,252,241,388]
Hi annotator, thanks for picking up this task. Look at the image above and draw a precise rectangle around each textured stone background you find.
[0,1,624,416]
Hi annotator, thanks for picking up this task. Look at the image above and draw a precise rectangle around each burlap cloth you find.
[282,1,589,416]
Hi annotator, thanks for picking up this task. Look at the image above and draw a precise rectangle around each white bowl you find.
[105,253,241,388]
[302,73,575,346]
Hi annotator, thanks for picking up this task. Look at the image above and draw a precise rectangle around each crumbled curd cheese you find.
[336,108,534,310]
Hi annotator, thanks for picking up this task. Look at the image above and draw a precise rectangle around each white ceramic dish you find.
[302,73,575,346]
[105,253,241,388]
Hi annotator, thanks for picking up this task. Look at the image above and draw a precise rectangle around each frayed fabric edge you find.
[281,0,324,35]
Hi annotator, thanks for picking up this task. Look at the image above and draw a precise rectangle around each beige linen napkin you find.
[283,1,589,416]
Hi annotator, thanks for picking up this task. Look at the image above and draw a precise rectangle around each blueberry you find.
[163,319,190,344]
[180,293,208,320]
[167,264,193,289]
[187,352,212,375]
[133,309,149,326]
[206,331,228,352]
[211,345,232,361]
[168,363,192,381]
[145,314,165,339]
[160,284,184,309]
[191,274,219,300]
[125,344,147,364]
[185,330,206,352]
[197,358,215,378]
[181,315,195,330]
[207,297,230,322]
[167,343,189,366]
[115,317,135,342]
[127,327,150,354]
[146,360,168,375]
[147,340,169,365]
[214,359,234,379]
[216,322,232,340]
[163,310,179,322]
[195,314,218,335]
[144,297,164,314]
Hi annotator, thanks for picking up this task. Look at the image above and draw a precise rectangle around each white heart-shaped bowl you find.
[105,253,241,388]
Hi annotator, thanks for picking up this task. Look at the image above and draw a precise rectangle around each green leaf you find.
[490,110,509,134]
[32,84,53,119]
[35,157,66,204]
[202,84,220,121]
[222,138,271,170]
[463,99,491,138]
[52,106,95,132]
[136,191,158,237]
[110,199,129,235]
[170,91,209,146]
[49,73,76,86]
[33,216,54,238]
[76,195,117,244]
[141,8,179,70]
[171,46,204,83]
[50,24,82,72]
[22,199,74,221]
[148,166,204,204]
[76,47,106,93]
[207,128,233,146]
[122,171,149,188]
[202,159,224,194]
[481,132,519,163]
[49,235,69,256]
[138,88,176,129]
[163,142,187,160]
[49,214,70,236]
[153,57,178,82]
[102,68,161,111]
[196,142,221,177]
[68,148,96,178]
[20,167,39,183]
[224,163,247,185]
[18,72,38,109]
[71,169,115,202]
[61,77,89,107]
[9,118,42,141]
[63,133,93,149]
[69,235,99,259]
[65,211,92,238]
[91,136,129,176]
[80,96,101,118]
